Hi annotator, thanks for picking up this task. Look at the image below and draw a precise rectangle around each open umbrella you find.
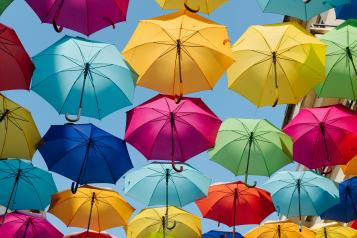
[339,134,357,176]
[39,123,133,194]
[283,104,357,170]
[227,22,325,107]
[126,206,201,238]
[31,36,137,122]
[0,211,63,238]
[0,159,57,223]
[203,230,241,238]
[0,0,12,15]
[122,10,233,98]
[49,185,134,236]
[256,0,351,21]
[209,118,292,187]
[335,0,357,20]
[25,0,129,36]
[0,94,41,160]
[352,220,357,229]
[342,157,357,176]
[65,231,115,238]
[313,225,357,238]
[0,23,34,91]
[316,20,357,100]
[196,181,275,237]
[156,0,228,14]
[125,94,221,172]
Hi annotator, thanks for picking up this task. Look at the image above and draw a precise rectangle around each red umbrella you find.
[352,220,357,229]
[339,133,357,161]
[65,231,114,238]
[195,181,275,237]
[0,23,34,91]
[125,94,221,172]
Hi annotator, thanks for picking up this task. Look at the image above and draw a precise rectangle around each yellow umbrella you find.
[122,10,234,98]
[0,94,41,160]
[342,157,357,176]
[227,22,326,107]
[126,206,201,238]
[314,226,357,238]
[155,0,228,14]
[49,185,134,233]
[244,221,315,238]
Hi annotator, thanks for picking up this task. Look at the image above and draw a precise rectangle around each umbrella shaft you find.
[79,63,90,108]
[22,219,31,238]
[76,140,92,186]
[297,180,302,221]
[2,170,21,224]
[232,188,237,238]
[320,123,331,162]
[86,193,95,237]
[245,133,254,183]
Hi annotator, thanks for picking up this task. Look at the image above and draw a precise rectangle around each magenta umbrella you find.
[0,211,63,238]
[125,94,222,172]
[25,0,129,36]
[283,104,357,170]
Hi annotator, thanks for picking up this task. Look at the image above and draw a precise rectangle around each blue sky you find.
[1,1,291,237]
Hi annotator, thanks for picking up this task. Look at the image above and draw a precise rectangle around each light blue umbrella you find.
[31,36,137,121]
[263,171,339,227]
[0,159,57,223]
[256,0,351,21]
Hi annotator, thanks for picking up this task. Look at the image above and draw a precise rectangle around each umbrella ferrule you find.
[170,112,175,126]
[346,47,353,60]
[165,169,169,183]
[277,224,281,238]
[249,132,254,144]
[0,109,9,122]
[84,63,90,79]
[176,40,182,54]
[272,51,277,64]
[304,0,311,3]
[15,169,21,181]
[319,122,325,134]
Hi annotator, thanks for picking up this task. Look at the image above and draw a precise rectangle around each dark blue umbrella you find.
[321,177,357,222]
[39,123,133,193]
[203,230,242,238]
[335,0,357,20]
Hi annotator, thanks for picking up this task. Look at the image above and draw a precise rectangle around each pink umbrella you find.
[283,104,357,170]
[65,231,114,238]
[25,0,129,36]
[0,211,63,238]
[125,94,222,172]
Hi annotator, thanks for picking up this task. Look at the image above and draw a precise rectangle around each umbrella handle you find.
[65,107,82,123]
[171,159,183,172]
[71,181,79,194]
[243,180,257,188]
[166,219,177,230]
[102,17,115,29]
[52,0,64,33]
[319,167,333,175]
[174,94,183,104]
[184,1,200,13]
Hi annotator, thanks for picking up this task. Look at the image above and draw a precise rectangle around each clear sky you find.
[1,0,291,237]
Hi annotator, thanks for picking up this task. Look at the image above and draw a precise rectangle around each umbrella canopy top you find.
[313,225,357,238]
[156,0,229,14]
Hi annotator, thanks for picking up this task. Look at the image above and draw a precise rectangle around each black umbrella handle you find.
[102,17,115,29]
[71,181,79,194]
[184,1,200,13]
[52,0,64,33]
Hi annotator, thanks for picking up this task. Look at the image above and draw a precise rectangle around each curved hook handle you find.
[71,181,79,194]
[171,158,183,172]
[243,180,257,188]
[174,94,183,104]
[166,219,177,230]
[320,167,333,175]
[52,19,63,33]
[102,17,115,29]
[65,107,82,123]
[184,2,200,13]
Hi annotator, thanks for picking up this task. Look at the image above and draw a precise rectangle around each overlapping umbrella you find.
[65,231,115,238]
[335,0,357,20]
[203,230,241,238]
[0,0,12,15]
[339,133,357,176]
[313,225,357,238]
[156,0,228,14]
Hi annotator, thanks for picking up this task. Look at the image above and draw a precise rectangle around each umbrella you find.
[283,104,357,170]
[125,94,221,172]
[313,225,357,238]
[122,10,234,98]
[39,123,133,194]
[0,23,34,91]
[0,211,63,238]
[209,118,292,187]
[25,0,129,36]
[263,171,339,227]
[335,0,357,20]
[0,159,57,223]
[352,220,357,229]
[339,133,357,175]
[49,185,134,236]
[244,221,315,238]
[0,0,12,15]
[227,22,325,107]
[0,94,41,160]
[126,206,201,238]
[124,162,210,229]
[321,177,357,222]
[315,20,357,100]
[256,0,351,21]
[155,0,228,14]
[203,230,241,238]
[31,36,137,122]
[342,157,357,176]
[65,231,115,238]
[196,181,275,237]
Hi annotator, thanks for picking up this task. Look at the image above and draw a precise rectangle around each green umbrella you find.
[316,20,357,100]
[209,118,292,187]
[0,0,12,15]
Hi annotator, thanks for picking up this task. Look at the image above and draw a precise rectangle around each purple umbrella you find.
[0,211,63,238]
[25,0,129,36]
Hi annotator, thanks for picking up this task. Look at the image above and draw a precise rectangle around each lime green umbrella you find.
[0,0,12,15]
[316,20,357,100]
[209,118,293,187]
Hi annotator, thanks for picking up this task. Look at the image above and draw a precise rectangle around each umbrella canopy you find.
[0,0,12,15]
[39,123,132,194]
[0,211,63,238]
[122,10,234,97]
[227,22,325,107]
[49,185,134,233]
[283,104,357,169]
[31,36,137,121]
[352,220,357,229]
[256,0,350,21]
[335,0,357,20]
[155,0,228,14]
[244,221,315,238]
[0,23,34,91]
[209,118,292,187]
[203,230,242,238]
[25,0,129,36]
[313,226,357,238]
[196,181,275,236]
[0,160,57,223]
[342,157,357,176]
[316,20,357,100]
[263,171,339,224]
[126,206,201,238]
[125,94,221,172]
[65,231,115,238]
[339,133,357,176]
[0,94,41,160]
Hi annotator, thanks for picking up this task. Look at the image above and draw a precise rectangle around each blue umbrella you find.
[31,36,137,122]
[335,0,357,19]
[321,177,357,222]
[203,230,242,238]
[39,123,133,193]
[0,159,57,223]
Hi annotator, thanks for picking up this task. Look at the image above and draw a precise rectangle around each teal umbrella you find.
[256,0,351,21]
[31,36,137,122]
[0,160,57,223]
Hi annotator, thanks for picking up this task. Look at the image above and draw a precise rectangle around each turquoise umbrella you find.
[31,36,137,122]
